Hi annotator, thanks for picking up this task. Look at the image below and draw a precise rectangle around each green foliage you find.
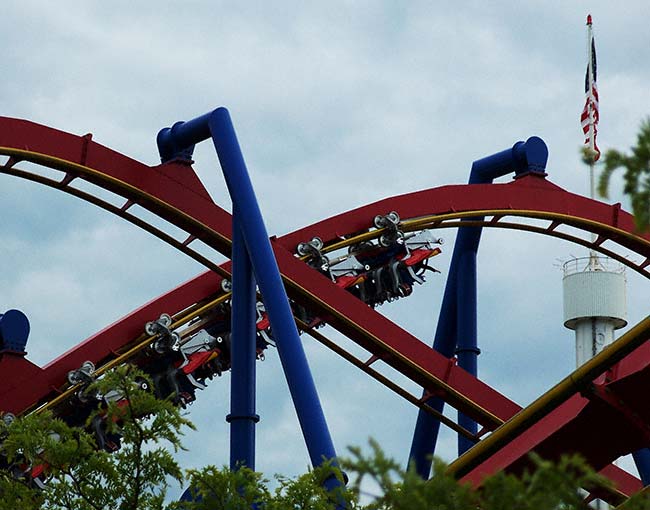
[0,365,192,510]
[171,461,353,510]
[620,488,650,510]
[581,146,600,166]
[597,117,650,230]
[167,466,270,510]
[479,454,604,510]
[267,462,351,510]
[343,438,476,510]
[3,368,650,510]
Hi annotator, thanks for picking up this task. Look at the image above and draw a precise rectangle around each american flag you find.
[581,14,600,161]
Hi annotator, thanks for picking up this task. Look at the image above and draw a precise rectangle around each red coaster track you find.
[1,116,648,505]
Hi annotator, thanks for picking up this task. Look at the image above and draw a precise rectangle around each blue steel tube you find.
[157,113,213,162]
[178,195,260,508]
[227,218,259,470]
[407,280,457,477]
[408,137,548,476]
[208,108,342,482]
[455,249,478,455]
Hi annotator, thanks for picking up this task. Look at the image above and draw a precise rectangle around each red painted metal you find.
[0,117,233,253]
[270,241,520,426]
[598,465,643,502]
[1,116,648,499]
[0,271,225,414]
[459,343,650,490]
[4,117,649,261]
[276,174,650,253]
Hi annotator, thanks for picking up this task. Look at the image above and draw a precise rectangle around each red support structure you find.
[1,116,649,504]
[457,341,650,495]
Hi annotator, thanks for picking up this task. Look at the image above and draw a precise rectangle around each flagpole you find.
[586,14,598,268]
[587,14,595,201]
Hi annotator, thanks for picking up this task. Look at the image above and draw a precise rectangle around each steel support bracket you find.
[587,382,650,443]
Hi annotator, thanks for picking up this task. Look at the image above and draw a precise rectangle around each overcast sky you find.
[2,1,650,495]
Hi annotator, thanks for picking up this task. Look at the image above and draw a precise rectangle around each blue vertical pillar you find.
[208,108,341,479]
[160,107,345,506]
[407,279,457,477]
[455,249,478,455]
[407,222,482,469]
[227,218,259,470]
[408,137,548,476]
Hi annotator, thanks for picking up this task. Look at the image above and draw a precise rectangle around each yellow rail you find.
[32,292,231,415]
[5,146,649,440]
[447,315,650,479]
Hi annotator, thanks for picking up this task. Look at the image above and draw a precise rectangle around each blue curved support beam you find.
[161,108,345,504]
[408,137,548,476]
[157,113,212,163]
[208,108,340,473]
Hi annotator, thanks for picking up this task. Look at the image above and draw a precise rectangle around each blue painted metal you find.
[227,219,259,470]
[161,108,345,505]
[0,309,30,353]
[469,136,548,183]
[408,137,548,476]
[157,113,213,163]
[456,250,479,455]
[633,448,650,486]
[208,107,341,474]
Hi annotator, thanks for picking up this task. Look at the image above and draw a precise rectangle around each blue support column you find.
[162,109,344,505]
[408,137,548,476]
[633,448,650,486]
[455,249,478,455]
[227,218,259,470]
[407,279,457,476]
[208,108,342,488]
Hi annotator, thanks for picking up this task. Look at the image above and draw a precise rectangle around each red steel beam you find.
[455,337,650,500]
[276,176,650,255]
[0,272,225,414]
[0,117,646,498]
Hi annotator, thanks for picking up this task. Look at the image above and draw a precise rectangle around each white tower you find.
[563,256,627,367]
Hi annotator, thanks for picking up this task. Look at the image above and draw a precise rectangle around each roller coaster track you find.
[1,116,649,504]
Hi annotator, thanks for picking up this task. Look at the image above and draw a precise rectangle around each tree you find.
[3,368,650,509]
[0,365,191,510]
[342,440,612,510]
[597,117,650,230]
